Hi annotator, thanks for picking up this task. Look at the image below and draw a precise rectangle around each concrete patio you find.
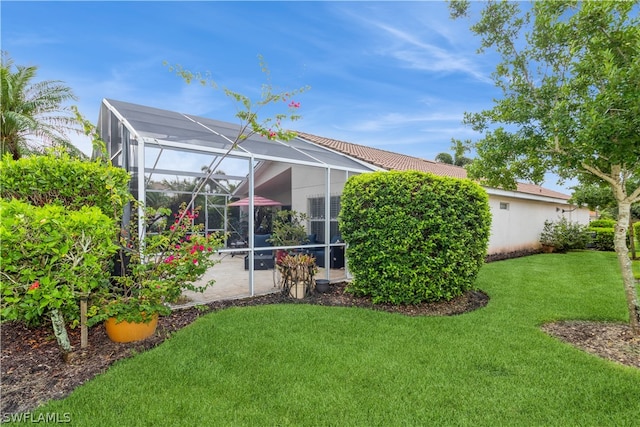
[174,251,350,308]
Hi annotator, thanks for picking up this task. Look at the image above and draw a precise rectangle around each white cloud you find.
[344,111,464,133]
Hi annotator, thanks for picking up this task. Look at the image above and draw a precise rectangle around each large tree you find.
[450,1,640,333]
[1,52,81,159]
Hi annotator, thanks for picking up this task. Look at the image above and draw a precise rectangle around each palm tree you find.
[1,52,81,160]
[435,139,473,167]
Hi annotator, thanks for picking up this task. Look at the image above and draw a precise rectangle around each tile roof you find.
[295,131,570,200]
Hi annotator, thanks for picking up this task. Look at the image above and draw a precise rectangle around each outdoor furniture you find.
[305,235,344,268]
[244,254,274,270]
[244,233,275,270]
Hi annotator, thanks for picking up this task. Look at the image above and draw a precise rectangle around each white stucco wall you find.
[485,190,590,255]
[290,165,353,214]
[244,162,592,257]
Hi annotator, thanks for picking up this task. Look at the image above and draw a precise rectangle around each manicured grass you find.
[17,252,640,426]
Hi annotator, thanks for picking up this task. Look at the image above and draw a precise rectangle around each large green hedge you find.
[0,154,130,328]
[0,154,131,216]
[340,170,491,304]
[1,199,117,326]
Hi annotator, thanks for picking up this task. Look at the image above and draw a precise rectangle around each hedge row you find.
[0,155,130,327]
[0,153,131,217]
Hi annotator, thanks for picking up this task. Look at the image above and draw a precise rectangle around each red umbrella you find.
[228,196,283,207]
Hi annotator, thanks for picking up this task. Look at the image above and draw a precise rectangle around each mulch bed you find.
[1,282,638,417]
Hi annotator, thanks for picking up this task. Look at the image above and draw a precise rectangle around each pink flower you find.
[164,255,175,264]
[193,259,198,265]
[170,225,176,231]
[199,245,204,251]
[29,281,40,291]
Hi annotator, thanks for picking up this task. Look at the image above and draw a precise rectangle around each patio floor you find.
[173,252,350,308]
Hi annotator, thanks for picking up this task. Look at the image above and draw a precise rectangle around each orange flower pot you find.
[104,313,159,343]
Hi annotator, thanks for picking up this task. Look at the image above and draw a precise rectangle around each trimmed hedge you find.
[589,227,615,251]
[1,199,117,326]
[0,154,130,328]
[339,170,491,304]
[0,154,131,216]
[589,218,616,228]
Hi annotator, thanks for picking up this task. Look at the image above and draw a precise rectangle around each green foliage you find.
[267,210,309,247]
[164,55,309,143]
[0,153,132,218]
[539,218,590,252]
[589,227,616,252]
[1,51,81,160]
[589,219,616,229]
[90,204,225,325]
[449,1,639,193]
[450,0,640,332]
[339,170,491,304]
[0,199,117,326]
[588,220,622,252]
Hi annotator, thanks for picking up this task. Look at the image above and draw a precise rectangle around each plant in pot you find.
[268,210,309,263]
[539,220,558,253]
[89,203,225,342]
[277,252,318,299]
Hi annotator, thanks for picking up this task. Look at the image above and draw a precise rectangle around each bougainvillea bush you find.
[90,204,225,325]
[339,170,491,305]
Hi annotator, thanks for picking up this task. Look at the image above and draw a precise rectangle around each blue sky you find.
[1,1,572,193]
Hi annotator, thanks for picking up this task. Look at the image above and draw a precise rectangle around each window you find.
[499,202,510,210]
[308,196,341,242]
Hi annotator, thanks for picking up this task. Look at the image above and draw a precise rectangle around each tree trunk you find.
[629,216,637,260]
[615,201,640,335]
[50,309,73,354]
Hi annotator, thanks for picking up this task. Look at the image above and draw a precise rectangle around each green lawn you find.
[14,251,640,426]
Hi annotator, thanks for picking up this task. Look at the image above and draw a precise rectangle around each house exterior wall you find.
[246,162,591,256]
[252,161,293,206]
[290,166,353,214]
[485,194,590,255]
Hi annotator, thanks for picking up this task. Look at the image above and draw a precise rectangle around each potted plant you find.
[277,253,318,299]
[268,210,309,247]
[268,210,309,263]
[90,203,224,342]
[539,220,557,253]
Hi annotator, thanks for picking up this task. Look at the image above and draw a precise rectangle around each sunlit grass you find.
[15,251,640,426]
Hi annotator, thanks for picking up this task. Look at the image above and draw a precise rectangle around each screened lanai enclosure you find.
[97,99,378,302]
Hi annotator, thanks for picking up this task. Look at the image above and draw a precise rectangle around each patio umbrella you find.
[228,196,283,207]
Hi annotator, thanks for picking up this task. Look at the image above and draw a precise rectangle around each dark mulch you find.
[1,282,637,417]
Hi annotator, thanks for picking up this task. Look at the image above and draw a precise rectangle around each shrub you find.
[588,227,615,251]
[540,218,590,252]
[1,199,117,326]
[587,219,621,252]
[589,218,616,228]
[0,153,131,217]
[339,170,491,304]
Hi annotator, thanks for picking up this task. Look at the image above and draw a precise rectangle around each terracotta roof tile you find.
[295,131,569,200]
